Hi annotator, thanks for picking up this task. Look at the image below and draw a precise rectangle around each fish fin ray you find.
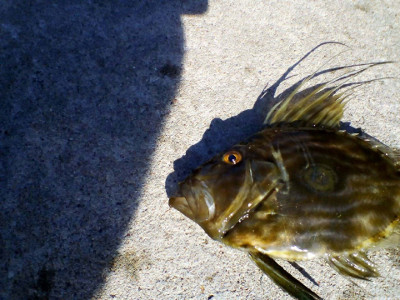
[327,252,379,280]
[249,251,322,300]
[264,61,394,129]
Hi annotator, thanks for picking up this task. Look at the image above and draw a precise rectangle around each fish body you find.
[221,127,400,258]
[169,63,400,299]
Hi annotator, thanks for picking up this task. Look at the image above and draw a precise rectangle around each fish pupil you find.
[228,154,237,164]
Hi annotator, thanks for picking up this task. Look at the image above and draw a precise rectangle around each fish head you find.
[169,141,279,240]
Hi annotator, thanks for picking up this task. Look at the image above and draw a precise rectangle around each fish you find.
[169,60,400,299]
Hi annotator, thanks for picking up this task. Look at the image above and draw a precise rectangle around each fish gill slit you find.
[222,181,280,239]
[200,181,216,220]
[215,161,254,236]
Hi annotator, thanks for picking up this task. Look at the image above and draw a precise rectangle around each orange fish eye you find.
[222,151,242,165]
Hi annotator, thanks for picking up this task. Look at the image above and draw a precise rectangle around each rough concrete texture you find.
[1,1,400,299]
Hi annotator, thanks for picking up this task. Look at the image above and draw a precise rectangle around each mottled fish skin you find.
[221,127,400,260]
[169,61,399,299]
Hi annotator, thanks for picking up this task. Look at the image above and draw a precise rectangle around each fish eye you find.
[222,150,242,165]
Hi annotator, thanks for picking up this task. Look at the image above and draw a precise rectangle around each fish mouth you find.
[169,196,195,220]
[169,178,215,222]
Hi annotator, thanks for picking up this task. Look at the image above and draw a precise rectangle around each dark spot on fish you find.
[207,295,214,300]
[159,63,181,78]
[301,164,337,193]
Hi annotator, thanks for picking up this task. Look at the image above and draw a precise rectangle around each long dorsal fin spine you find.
[264,61,393,128]
[264,49,354,125]
[310,93,345,125]
[282,83,329,122]
[266,75,312,124]
[288,86,336,123]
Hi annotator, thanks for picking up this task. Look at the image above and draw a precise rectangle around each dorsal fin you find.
[265,81,346,128]
[264,62,393,128]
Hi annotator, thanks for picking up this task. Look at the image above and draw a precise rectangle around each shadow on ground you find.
[0,1,207,299]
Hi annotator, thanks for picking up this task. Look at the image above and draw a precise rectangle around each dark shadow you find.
[289,262,319,286]
[0,1,207,299]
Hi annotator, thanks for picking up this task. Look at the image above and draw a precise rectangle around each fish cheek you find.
[211,163,247,217]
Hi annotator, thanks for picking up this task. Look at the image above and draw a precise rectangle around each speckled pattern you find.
[1,1,399,299]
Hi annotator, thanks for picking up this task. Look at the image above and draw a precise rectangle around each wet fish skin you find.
[169,62,400,299]
[221,127,400,256]
[173,126,400,255]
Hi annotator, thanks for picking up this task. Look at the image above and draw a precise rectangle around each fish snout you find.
[169,177,216,223]
[169,196,195,220]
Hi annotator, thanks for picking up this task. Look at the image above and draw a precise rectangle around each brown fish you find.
[169,62,400,299]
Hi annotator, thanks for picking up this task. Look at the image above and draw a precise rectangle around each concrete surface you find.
[1,1,400,299]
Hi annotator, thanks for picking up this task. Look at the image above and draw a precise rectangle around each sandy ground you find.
[1,1,400,299]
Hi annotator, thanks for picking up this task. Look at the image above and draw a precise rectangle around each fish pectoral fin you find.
[249,251,322,300]
[327,252,379,280]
